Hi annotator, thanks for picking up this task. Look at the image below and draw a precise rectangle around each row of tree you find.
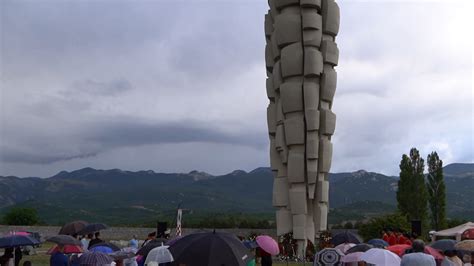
[397,148,447,234]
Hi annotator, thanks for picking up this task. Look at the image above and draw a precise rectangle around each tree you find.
[358,213,410,241]
[427,151,447,231]
[397,148,429,233]
[3,207,40,225]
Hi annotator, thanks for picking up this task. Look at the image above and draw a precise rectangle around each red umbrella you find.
[424,246,444,261]
[47,244,83,255]
[387,244,411,256]
[462,228,474,240]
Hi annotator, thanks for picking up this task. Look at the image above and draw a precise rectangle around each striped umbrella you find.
[78,252,113,265]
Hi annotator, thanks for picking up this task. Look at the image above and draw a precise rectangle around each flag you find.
[176,209,182,236]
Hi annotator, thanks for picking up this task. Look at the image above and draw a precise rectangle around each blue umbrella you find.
[89,246,113,254]
[0,235,40,248]
[430,239,457,251]
[243,240,259,249]
[367,238,389,248]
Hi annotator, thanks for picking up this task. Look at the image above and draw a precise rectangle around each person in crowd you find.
[257,247,272,266]
[14,247,22,266]
[0,248,14,266]
[141,232,156,247]
[88,232,103,248]
[129,235,138,249]
[50,245,68,266]
[382,229,389,243]
[81,234,93,250]
[396,232,410,245]
[401,240,436,266]
[387,229,398,246]
[443,250,463,266]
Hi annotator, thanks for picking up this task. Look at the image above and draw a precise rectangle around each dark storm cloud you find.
[0,117,266,165]
[0,145,98,164]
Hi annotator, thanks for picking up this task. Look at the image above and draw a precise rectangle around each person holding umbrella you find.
[88,232,104,248]
[50,245,68,266]
[0,248,14,266]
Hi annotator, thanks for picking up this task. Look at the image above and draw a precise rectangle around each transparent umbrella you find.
[144,245,173,265]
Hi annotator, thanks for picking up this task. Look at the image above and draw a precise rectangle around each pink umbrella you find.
[256,235,279,255]
[8,232,30,236]
[341,251,364,263]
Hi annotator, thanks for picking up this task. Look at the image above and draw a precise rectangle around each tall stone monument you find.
[264,0,340,256]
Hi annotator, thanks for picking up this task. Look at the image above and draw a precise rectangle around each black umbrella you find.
[346,243,373,254]
[0,235,41,248]
[168,231,254,266]
[430,239,457,251]
[77,223,108,235]
[109,250,136,260]
[46,235,81,246]
[136,239,167,257]
[89,242,120,251]
[330,231,361,246]
[58,220,88,235]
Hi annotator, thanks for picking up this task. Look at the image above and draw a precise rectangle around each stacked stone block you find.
[265,0,339,251]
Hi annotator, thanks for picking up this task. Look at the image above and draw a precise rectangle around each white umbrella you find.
[341,252,364,263]
[144,245,174,265]
[360,248,401,266]
[335,243,356,254]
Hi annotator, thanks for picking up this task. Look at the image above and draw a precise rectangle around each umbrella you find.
[89,246,113,254]
[462,229,474,240]
[168,231,253,266]
[58,220,88,235]
[424,246,444,261]
[7,232,30,236]
[256,235,279,255]
[341,252,364,263]
[77,223,108,235]
[109,250,136,261]
[387,244,411,256]
[144,245,174,264]
[330,231,361,246]
[430,239,457,251]
[360,248,401,266]
[455,240,474,252]
[367,238,389,248]
[137,239,167,257]
[242,240,259,249]
[88,242,120,251]
[334,243,355,254]
[346,244,373,254]
[313,248,344,266]
[46,235,81,246]
[165,236,183,246]
[47,244,83,255]
[0,235,40,248]
[78,251,113,265]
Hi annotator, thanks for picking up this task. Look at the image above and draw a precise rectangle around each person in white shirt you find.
[401,240,436,266]
[80,233,93,250]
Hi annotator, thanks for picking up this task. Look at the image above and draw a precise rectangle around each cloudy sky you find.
[0,0,472,178]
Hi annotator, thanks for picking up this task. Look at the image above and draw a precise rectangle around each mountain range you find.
[0,163,472,226]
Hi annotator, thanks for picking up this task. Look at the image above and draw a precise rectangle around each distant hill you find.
[0,163,472,225]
